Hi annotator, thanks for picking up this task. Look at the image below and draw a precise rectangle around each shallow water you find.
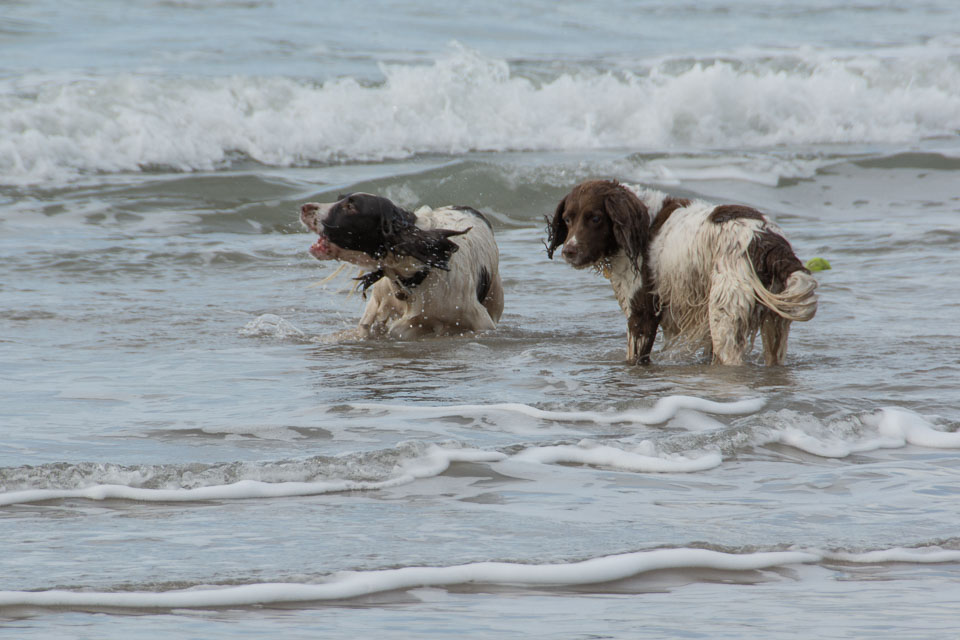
[3,1,960,638]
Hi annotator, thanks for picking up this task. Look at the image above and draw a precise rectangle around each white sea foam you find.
[869,407,960,448]
[823,548,960,564]
[3,43,960,185]
[335,396,767,425]
[512,441,723,473]
[2,546,957,610]
[500,405,960,474]
[0,446,505,507]
[1,403,955,506]
[770,407,960,458]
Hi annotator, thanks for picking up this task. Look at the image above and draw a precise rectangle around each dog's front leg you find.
[357,297,380,336]
[627,291,660,364]
[357,287,400,338]
[627,319,658,364]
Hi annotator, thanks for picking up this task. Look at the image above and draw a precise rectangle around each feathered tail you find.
[750,269,819,322]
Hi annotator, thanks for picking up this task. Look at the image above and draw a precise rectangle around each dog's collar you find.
[355,267,432,299]
[397,267,431,290]
[594,259,613,280]
[355,269,385,296]
[393,267,431,300]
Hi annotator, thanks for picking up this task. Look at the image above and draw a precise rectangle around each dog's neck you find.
[357,256,433,301]
[604,252,644,317]
[392,266,431,298]
[603,185,672,317]
[380,254,428,279]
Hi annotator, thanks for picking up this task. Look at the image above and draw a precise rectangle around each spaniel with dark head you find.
[547,180,818,365]
[301,193,503,339]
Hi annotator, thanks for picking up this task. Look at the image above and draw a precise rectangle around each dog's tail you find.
[750,268,818,322]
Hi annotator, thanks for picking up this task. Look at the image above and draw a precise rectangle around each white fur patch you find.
[602,184,817,364]
[359,206,503,339]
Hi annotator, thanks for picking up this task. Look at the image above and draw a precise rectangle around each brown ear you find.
[544,196,568,259]
[604,187,649,268]
[390,227,467,271]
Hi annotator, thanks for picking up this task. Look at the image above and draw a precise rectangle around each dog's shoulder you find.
[449,205,493,230]
[419,205,493,229]
[414,205,475,232]
[415,206,498,246]
[647,197,717,241]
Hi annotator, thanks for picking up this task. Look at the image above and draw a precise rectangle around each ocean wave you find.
[1,546,958,610]
[0,401,956,506]
[507,405,960,472]
[3,43,960,185]
[0,444,506,506]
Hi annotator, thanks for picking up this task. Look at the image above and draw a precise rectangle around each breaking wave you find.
[4,42,960,185]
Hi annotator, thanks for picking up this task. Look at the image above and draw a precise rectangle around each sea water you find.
[2,1,960,637]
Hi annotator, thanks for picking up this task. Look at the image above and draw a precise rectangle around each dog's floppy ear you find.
[391,227,468,271]
[604,187,649,268]
[544,195,568,259]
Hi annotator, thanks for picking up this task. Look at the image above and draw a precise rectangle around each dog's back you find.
[410,205,503,323]
[641,192,817,364]
[546,181,817,365]
[362,206,503,338]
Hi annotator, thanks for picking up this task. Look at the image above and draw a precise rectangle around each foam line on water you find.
[0,549,818,609]
[823,548,960,564]
[0,446,505,507]
[511,442,723,473]
[773,407,960,458]
[2,405,956,506]
[872,407,960,448]
[2,546,958,610]
[336,396,767,425]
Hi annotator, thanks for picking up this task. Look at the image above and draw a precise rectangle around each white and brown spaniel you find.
[546,180,818,365]
[300,193,503,339]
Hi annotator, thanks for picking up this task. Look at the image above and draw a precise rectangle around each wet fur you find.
[301,194,503,339]
[546,180,818,365]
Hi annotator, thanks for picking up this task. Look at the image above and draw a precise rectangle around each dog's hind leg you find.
[707,265,755,365]
[760,311,791,365]
[479,268,504,324]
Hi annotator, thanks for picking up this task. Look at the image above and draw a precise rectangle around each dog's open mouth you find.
[307,232,379,268]
[309,234,335,260]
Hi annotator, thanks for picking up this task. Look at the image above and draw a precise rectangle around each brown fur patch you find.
[709,204,766,225]
[650,197,691,236]
[748,229,808,292]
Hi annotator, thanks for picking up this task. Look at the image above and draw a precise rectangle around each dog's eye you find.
[590,214,602,224]
[563,215,571,225]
